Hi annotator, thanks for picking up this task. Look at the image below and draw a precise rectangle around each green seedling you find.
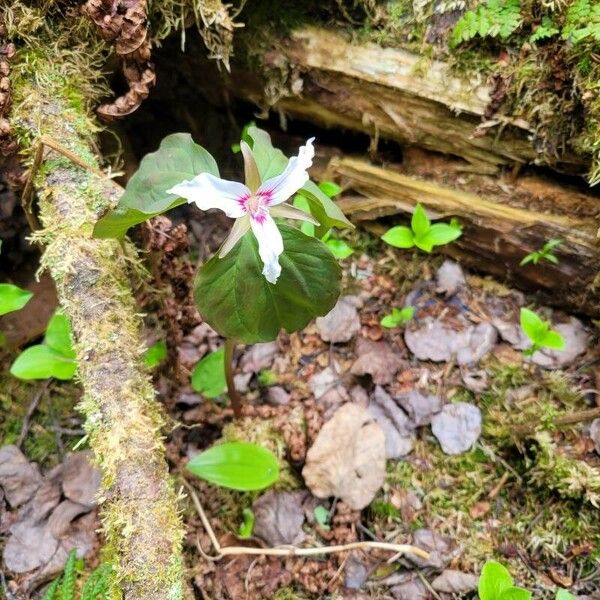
[313,505,331,530]
[381,203,462,253]
[380,306,415,328]
[520,239,562,266]
[520,307,565,357]
[10,310,77,381]
[238,508,255,538]
[191,348,227,398]
[143,339,167,369]
[0,283,33,316]
[478,560,531,600]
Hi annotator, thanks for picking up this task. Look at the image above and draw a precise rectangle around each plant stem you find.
[224,338,243,418]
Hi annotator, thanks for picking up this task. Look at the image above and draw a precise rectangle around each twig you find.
[184,480,429,561]
[512,406,600,436]
[488,471,510,501]
[17,380,51,448]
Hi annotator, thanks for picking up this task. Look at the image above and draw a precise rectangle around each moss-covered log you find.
[198,27,587,175]
[15,78,185,599]
[322,153,600,316]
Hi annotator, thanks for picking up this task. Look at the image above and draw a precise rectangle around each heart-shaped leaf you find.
[0,284,33,316]
[186,441,279,490]
[94,133,219,239]
[191,348,227,398]
[195,224,341,343]
[10,345,76,381]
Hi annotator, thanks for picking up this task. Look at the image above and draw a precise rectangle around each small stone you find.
[61,452,101,508]
[252,491,306,546]
[233,372,252,393]
[267,386,291,406]
[395,390,442,426]
[0,445,42,508]
[316,296,361,343]
[436,260,466,296]
[240,342,278,373]
[431,569,479,593]
[408,528,458,569]
[431,403,482,455]
[590,419,600,455]
[351,339,404,385]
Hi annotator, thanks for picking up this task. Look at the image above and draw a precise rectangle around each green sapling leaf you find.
[238,508,255,538]
[479,560,514,600]
[191,348,227,398]
[0,283,33,316]
[380,306,415,328]
[186,441,279,491]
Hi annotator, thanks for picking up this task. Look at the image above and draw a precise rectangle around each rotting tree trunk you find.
[319,152,600,316]
[198,27,587,176]
[17,86,185,597]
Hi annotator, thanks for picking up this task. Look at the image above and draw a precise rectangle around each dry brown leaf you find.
[0,446,42,508]
[302,403,386,510]
[252,490,306,546]
[316,296,362,343]
[351,339,404,384]
[431,569,479,593]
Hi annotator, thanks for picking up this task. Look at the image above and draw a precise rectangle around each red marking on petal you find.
[252,212,267,225]
[257,189,273,205]
[237,193,250,211]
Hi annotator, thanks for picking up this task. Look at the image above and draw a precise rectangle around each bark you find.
[199,27,587,175]
[17,84,185,597]
[319,150,600,316]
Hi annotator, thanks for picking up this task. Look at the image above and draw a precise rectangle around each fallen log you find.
[198,27,587,176]
[15,67,185,599]
[321,151,600,316]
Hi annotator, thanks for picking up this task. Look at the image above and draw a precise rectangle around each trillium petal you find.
[218,216,251,258]
[270,202,319,225]
[250,212,284,284]
[167,173,249,218]
[256,138,315,206]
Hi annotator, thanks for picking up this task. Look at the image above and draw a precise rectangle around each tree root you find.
[17,82,185,598]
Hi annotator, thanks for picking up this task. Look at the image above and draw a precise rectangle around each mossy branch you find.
[15,74,185,599]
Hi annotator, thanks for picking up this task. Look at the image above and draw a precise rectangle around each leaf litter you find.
[4,222,599,599]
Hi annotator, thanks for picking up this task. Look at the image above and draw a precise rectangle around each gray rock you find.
[431,569,479,593]
[252,491,306,546]
[431,402,482,455]
[396,390,442,426]
[590,419,600,455]
[0,445,42,508]
[240,342,279,373]
[267,386,291,406]
[368,387,415,459]
[316,296,362,343]
[408,528,459,569]
[436,260,466,296]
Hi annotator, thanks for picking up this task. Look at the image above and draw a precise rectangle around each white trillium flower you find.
[167,138,319,284]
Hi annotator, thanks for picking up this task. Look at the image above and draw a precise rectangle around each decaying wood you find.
[18,82,185,598]
[201,27,587,175]
[321,151,600,316]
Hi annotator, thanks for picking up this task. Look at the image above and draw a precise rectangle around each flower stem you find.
[224,338,243,418]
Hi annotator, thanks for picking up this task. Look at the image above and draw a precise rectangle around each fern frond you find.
[42,578,62,600]
[81,565,111,600]
[59,550,78,600]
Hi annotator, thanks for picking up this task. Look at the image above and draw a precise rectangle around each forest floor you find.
[1,206,599,600]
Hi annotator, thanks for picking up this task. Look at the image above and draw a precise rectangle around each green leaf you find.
[314,505,331,529]
[144,339,167,368]
[318,181,342,197]
[191,348,227,398]
[42,578,61,600]
[411,204,430,238]
[94,133,219,239]
[520,252,537,266]
[479,560,514,600]
[501,587,532,600]
[0,283,33,316]
[416,222,462,251]
[246,126,289,179]
[520,308,549,345]
[195,224,342,344]
[45,312,75,358]
[540,329,565,350]
[11,345,76,381]
[381,225,415,249]
[293,193,315,237]
[325,239,354,259]
[380,306,415,328]
[186,441,279,491]
[81,564,111,600]
[296,180,354,236]
[238,508,255,538]
[555,590,576,600]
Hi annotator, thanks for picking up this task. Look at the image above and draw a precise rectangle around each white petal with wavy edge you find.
[218,216,251,258]
[257,138,315,206]
[270,202,319,225]
[250,213,284,284]
[167,173,249,218]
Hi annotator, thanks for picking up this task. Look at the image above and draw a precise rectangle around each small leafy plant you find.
[479,560,575,600]
[186,441,279,491]
[519,308,565,357]
[42,549,111,600]
[380,306,415,328]
[381,203,462,253]
[238,508,255,538]
[478,560,531,600]
[10,310,77,381]
[520,239,562,266]
[0,283,33,316]
[95,126,352,418]
[143,339,167,368]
